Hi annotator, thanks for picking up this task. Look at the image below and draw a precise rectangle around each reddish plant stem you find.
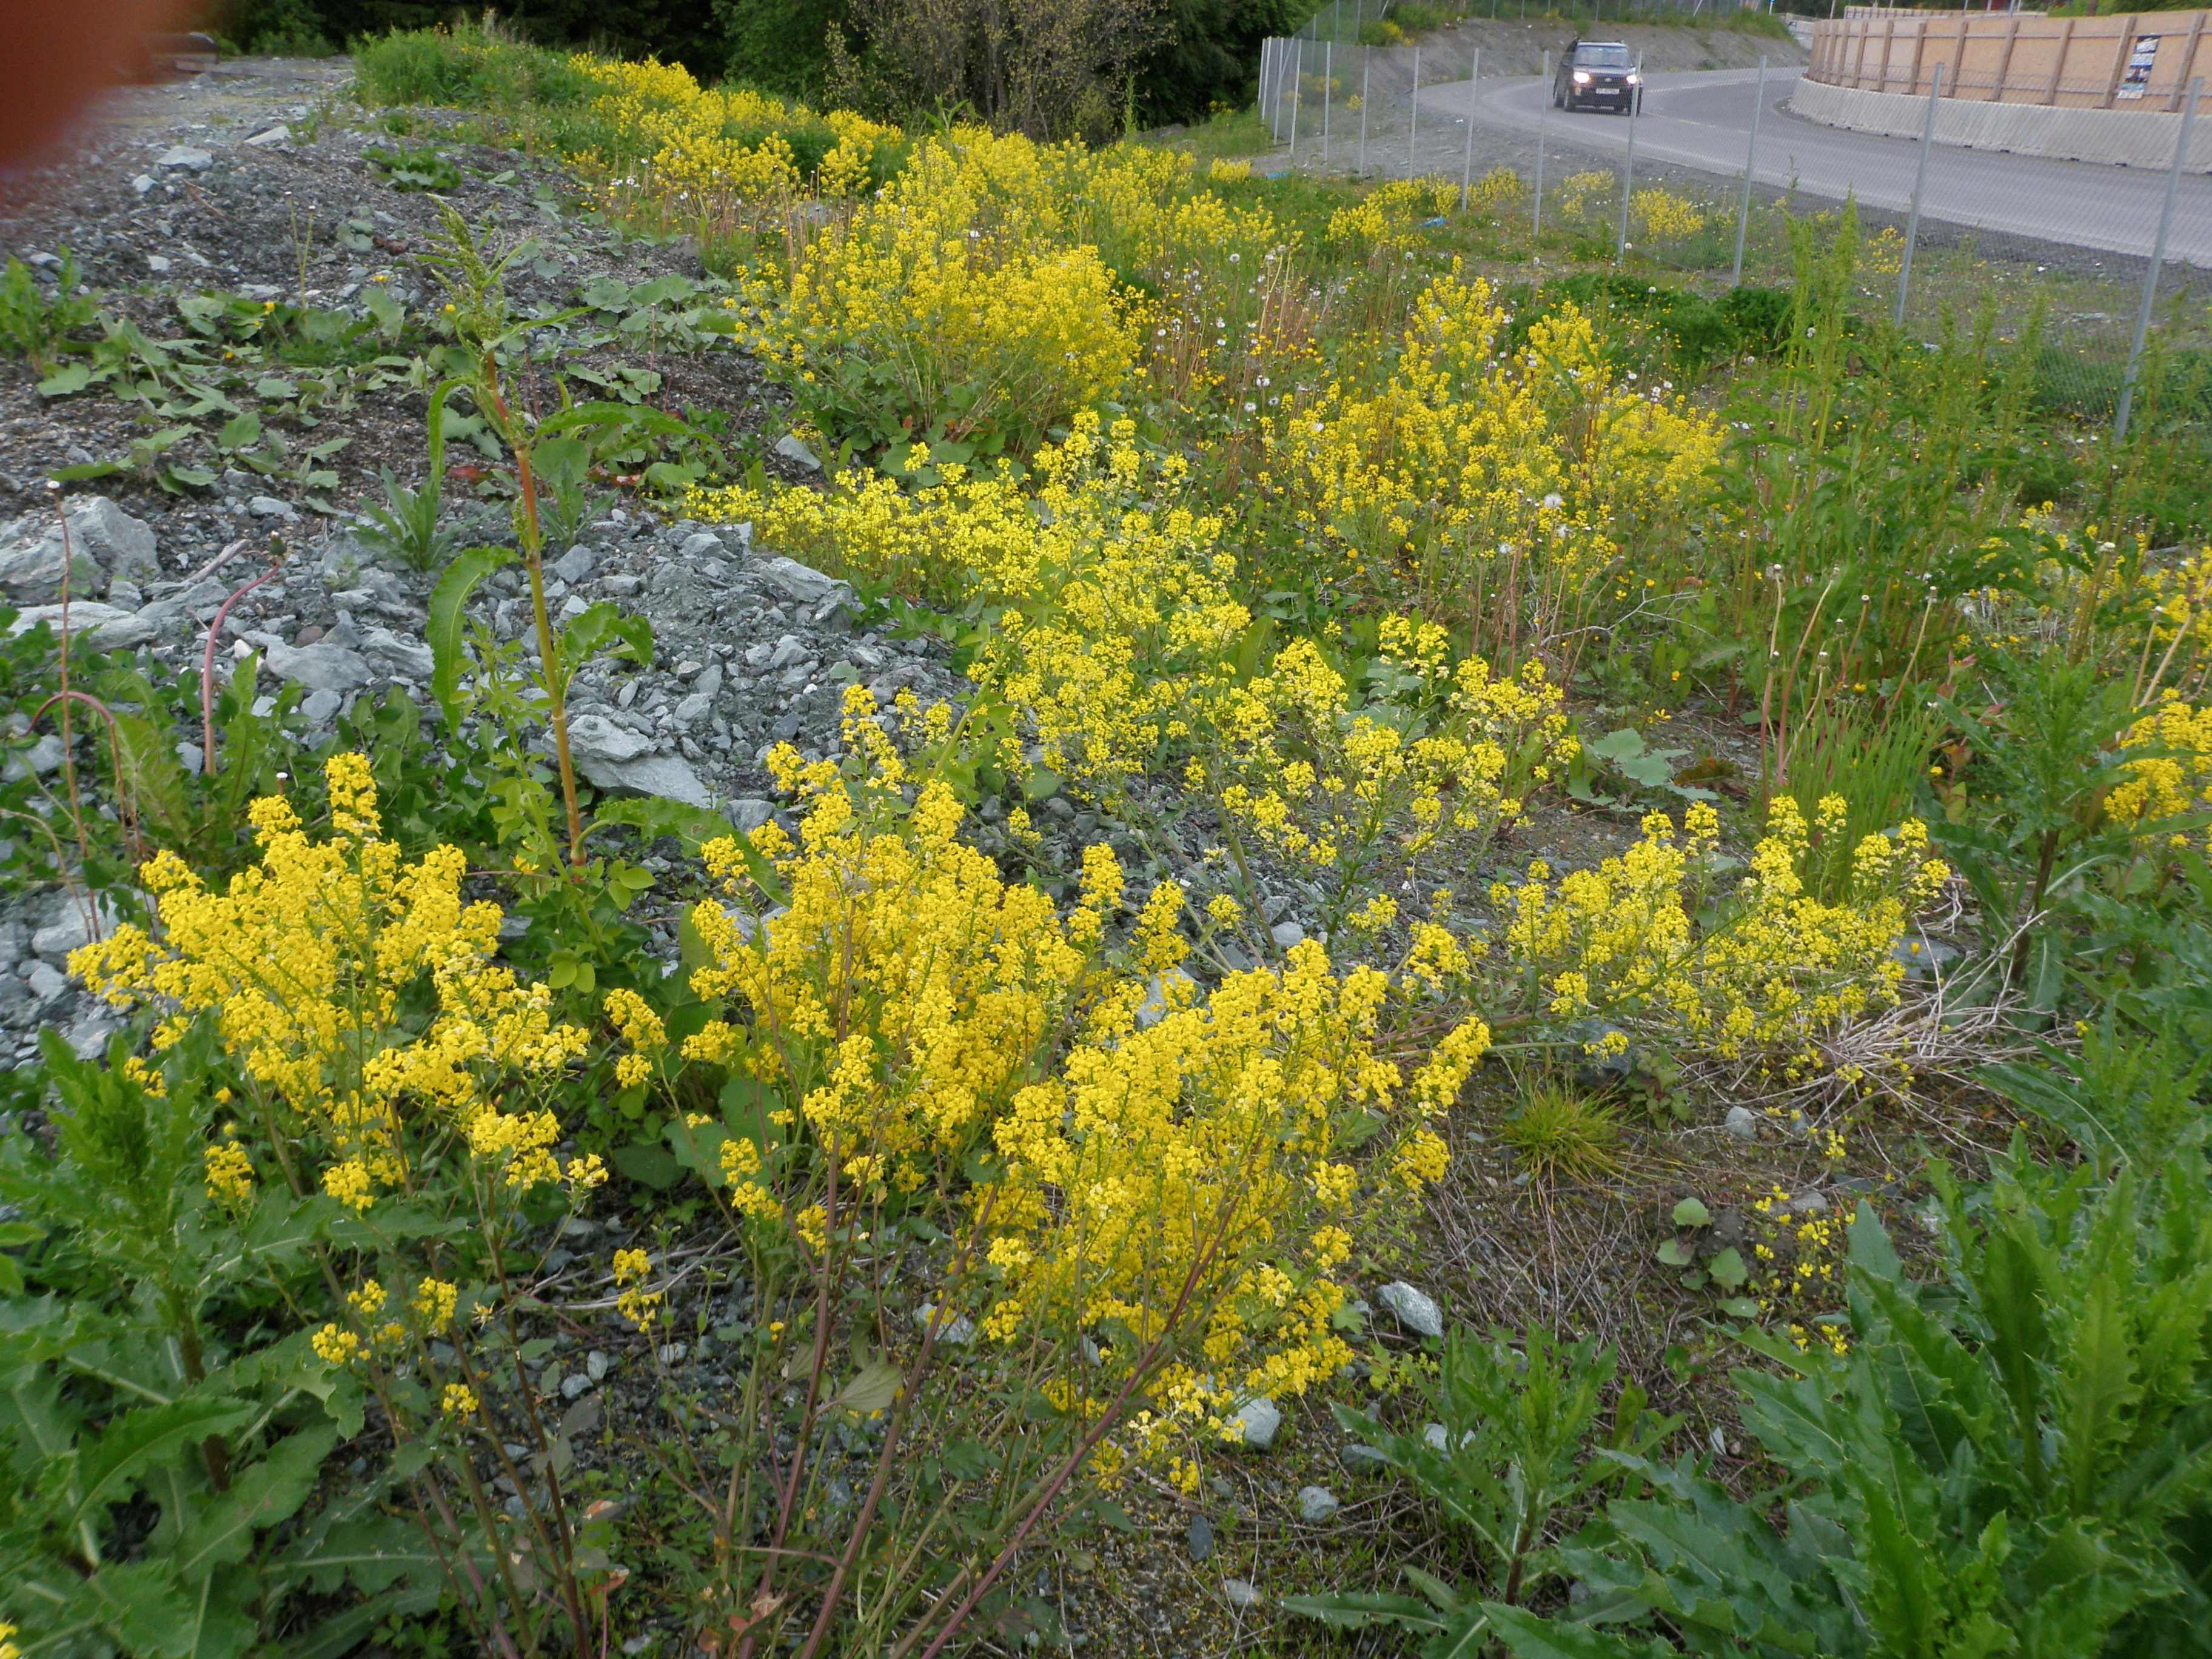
[198,541,282,777]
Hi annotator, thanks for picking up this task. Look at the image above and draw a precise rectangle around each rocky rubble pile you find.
[0,492,971,1064]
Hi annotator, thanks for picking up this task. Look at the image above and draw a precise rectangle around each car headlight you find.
[1626,72,1641,85]
[1572,70,1590,84]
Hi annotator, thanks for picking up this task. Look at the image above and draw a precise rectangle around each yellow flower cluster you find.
[580,56,896,241]
[1327,177,1462,253]
[1262,268,1720,652]
[1751,1184,1851,1354]
[1484,799,1948,1066]
[753,127,1150,452]
[70,754,593,1213]
[2108,698,2212,845]
[1631,188,1707,241]
[612,1246,663,1331]
[204,1140,255,1209]
[612,732,1484,1439]
[1199,626,1576,926]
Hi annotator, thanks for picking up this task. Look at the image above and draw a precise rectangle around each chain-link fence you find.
[1253,35,2211,435]
[1287,0,1758,44]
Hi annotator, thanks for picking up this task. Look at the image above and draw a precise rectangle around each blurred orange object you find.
[0,0,187,166]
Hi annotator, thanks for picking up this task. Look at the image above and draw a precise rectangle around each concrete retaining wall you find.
[1788,75,2212,173]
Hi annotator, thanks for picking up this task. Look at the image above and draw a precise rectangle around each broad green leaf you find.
[173,1425,337,1581]
[828,1358,904,1416]
[1672,1198,1711,1228]
[70,1396,256,1530]
[425,545,512,728]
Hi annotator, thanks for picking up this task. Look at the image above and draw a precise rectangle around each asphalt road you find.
[1420,65,2212,269]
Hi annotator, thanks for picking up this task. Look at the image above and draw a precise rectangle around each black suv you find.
[1553,40,1641,114]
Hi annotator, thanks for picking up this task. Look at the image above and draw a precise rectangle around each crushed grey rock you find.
[155,146,213,172]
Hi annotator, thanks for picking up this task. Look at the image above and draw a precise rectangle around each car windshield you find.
[1576,45,1632,67]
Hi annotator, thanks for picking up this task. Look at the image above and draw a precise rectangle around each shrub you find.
[354,20,597,110]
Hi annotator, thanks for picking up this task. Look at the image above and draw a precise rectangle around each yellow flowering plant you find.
[67,754,618,1657]
[597,701,1489,1656]
[1262,267,1721,682]
[1397,798,1952,1084]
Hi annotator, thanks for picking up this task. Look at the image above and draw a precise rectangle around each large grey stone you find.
[757,557,848,607]
[1296,1485,1340,1523]
[1722,1106,1760,1142]
[0,524,104,604]
[5,602,156,651]
[551,545,597,583]
[263,640,372,694]
[3,733,65,781]
[359,626,435,681]
[728,798,775,832]
[566,713,714,808]
[773,433,821,472]
[33,893,127,960]
[65,1009,119,1060]
[156,146,213,172]
[1376,1281,1444,1339]
[1225,1396,1281,1449]
[62,497,160,584]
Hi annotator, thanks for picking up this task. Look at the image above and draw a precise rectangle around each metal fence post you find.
[1894,61,1943,330]
[1359,49,1370,176]
[1323,41,1333,163]
[1410,45,1421,169]
[1732,55,1766,286]
[1461,47,1481,206]
[2117,76,2201,443]
[1289,38,1302,161]
[1617,53,1642,261]
[1534,50,1549,240]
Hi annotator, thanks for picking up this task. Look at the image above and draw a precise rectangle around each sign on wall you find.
[2117,35,2160,99]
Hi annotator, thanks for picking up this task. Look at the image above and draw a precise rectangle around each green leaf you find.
[70,1396,256,1530]
[1483,1603,1678,1658]
[828,1358,904,1416]
[1709,1248,1748,1290]
[1672,1198,1711,1228]
[39,361,93,396]
[610,1142,680,1190]
[1279,1590,1446,1632]
[173,1425,337,1582]
[216,412,262,452]
[52,460,124,481]
[426,545,512,728]
[1656,1239,1696,1269]
[75,1559,198,1658]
